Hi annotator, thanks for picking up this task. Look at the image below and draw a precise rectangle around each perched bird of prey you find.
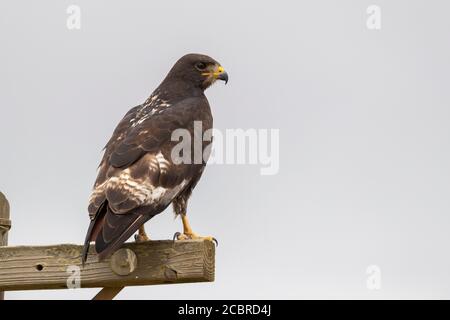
[82,54,228,264]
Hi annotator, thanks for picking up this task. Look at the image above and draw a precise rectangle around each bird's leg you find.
[134,225,150,242]
[180,214,195,237]
[174,214,218,246]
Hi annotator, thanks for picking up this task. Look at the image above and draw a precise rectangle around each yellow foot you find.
[173,232,218,246]
[134,233,150,242]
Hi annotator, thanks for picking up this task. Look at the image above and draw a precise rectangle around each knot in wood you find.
[110,248,137,276]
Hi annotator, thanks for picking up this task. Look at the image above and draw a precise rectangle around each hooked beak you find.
[203,65,229,84]
[216,66,229,84]
[217,71,228,84]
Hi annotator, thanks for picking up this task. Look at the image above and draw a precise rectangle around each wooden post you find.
[0,239,215,293]
[0,192,11,300]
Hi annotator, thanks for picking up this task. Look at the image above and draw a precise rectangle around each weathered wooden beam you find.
[0,192,11,300]
[93,287,125,300]
[0,239,215,292]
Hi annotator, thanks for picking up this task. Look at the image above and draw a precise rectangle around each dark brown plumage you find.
[82,54,228,264]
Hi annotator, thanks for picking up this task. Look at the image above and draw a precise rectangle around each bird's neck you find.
[153,78,205,103]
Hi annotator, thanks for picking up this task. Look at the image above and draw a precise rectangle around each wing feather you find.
[83,97,212,263]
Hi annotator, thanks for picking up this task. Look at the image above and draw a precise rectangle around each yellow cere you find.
[202,65,225,77]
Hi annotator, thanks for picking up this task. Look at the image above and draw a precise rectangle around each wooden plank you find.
[0,192,10,246]
[0,239,215,291]
[93,287,124,300]
[0,192,10,300]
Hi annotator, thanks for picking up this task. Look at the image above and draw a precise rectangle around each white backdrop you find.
[1,0,449,299]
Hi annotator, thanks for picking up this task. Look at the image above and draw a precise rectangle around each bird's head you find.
[165,53,228,91]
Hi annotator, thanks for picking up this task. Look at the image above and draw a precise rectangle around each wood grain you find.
[0,239,215,291]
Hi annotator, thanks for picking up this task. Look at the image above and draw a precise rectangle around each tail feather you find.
[95,208,149,260]
[82,203,152,265]
[81,220,95,266]
[81,202,107,265]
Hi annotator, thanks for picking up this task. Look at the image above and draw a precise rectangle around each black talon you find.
[135,234,144,243]
[173,232,181,242]
[212,237,219,247]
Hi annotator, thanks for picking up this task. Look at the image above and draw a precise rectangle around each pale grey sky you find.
[1,0,450,299]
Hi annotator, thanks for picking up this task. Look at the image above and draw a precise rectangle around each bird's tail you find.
[81,220,96,266]
[81,203,150,265]
[82,202,107,266]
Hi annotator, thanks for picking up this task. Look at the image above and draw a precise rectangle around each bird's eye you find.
[195,62,207,71]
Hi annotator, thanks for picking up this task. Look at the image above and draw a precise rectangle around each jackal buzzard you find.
[82,54,228,263]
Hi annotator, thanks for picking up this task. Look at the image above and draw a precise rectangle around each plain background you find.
[1,0,450,299]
